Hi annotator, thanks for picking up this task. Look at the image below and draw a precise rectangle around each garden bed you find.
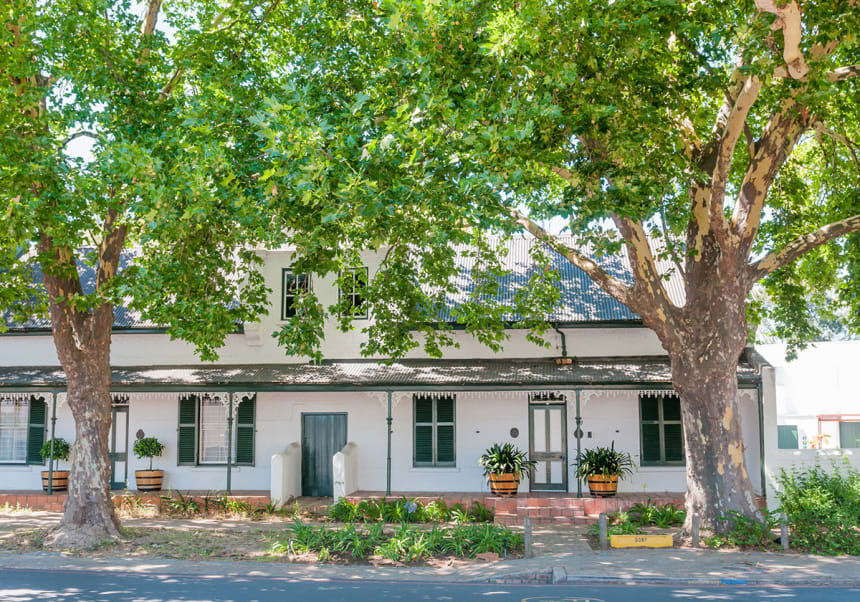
[0,520,523,566]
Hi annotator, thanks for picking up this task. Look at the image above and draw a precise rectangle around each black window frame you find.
[639,393,685,467]
[338,267,368,319]
[413,394,456,468]
[281,268,311,320]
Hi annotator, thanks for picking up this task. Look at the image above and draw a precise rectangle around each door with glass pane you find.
[109,404,129,490]
[529,404,568,491]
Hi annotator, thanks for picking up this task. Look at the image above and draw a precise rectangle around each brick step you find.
[494,512,600,526]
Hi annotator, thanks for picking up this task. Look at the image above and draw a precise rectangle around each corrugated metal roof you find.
[3,238,685,331]
[0,356,760,390]
[439,236,685,323]
[2,250,158,331]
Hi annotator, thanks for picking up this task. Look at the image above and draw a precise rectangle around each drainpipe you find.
[757,383,766,501]
[226,393,233,494]
[553,323,567,358]
[386,391,392,496]
[575,389,582,498]
[47,392,57,495]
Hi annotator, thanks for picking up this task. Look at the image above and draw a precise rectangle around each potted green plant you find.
[574,442,635,497]
[40,438,71,492]
[479,443,536,497]
[133,436,166,492]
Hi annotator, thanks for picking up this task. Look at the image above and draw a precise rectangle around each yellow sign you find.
[609,534,674,548]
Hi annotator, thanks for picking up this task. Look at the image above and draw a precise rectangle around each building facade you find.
[0,240,767,500]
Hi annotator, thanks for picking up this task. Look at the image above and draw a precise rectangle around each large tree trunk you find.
[39,230,125,549]
[47,307,121,548]
[671,351,761,532]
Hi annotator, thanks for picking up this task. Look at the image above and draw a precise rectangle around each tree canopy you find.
[1,0,278,354]
[258,0,860,357]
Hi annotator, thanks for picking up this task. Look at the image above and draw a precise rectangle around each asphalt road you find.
[1,569,859,601]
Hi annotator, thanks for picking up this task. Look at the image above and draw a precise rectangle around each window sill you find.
[0,464,34,470]
[637,465,686,471]
[409,467,460,473]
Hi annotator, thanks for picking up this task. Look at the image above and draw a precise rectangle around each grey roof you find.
[0,355,761,390]
[441,237,684,323]
[4,237,684,331]
[2,250,158,332]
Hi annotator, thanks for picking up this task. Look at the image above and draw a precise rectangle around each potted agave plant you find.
[479,443,536,497]
[133,436,166,492]
[40,438,71,492]
[574,442,635,497]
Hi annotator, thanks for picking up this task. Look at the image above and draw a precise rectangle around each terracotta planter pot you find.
[41,470,69,492]
[489,473,520,497]
[135,469,164,492]
[587,474,619,497]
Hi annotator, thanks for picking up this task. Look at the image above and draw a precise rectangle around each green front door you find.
[301,413,348,497]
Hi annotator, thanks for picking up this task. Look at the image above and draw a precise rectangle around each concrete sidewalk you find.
[2,512,859,586]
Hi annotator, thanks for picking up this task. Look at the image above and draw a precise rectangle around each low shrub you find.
[703,510,781,550]
[776,463,860,555]
[271,520,522,562]
[327,497,494,524]
[627,501,686,527]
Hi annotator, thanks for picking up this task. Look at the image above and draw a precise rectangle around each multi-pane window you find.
[281,269,310,320]
[199,397,236,464]
[639,393,685,466]
[413,394,455,467]
[177,394,256,466]
[339,267,368,318]
[0,397,29,463]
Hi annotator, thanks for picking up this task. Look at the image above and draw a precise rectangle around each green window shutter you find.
[839,422,860,449]
[641,423,661,464]
[663,423,684,462]
[26,396,47,465]
[436,425,455,463]
[235,395,256,465]
[777,425,799,449]
[436,396,454,423]
[415,396,433,423]
[177,395,198,465]
[415,425,433,464]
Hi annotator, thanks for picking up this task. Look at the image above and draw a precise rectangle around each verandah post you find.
[575,389,582,498]
[47,392,57,495]
[386,390,392,497]
[226,393,233,494]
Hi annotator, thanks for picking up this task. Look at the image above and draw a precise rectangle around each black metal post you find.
[47,393,57,495]
[575,389,582,498]
[386,391,392,496]
[226,393,233,495]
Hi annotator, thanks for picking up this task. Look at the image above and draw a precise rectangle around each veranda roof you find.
[0,354,762,392]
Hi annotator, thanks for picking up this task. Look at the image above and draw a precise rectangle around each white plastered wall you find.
[1,386,763,494]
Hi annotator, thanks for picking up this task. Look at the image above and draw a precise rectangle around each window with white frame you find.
[198,396,236,464]
[0,397,30,464]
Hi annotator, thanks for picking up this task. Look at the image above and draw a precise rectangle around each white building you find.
[758,342,860,508]
[0,239,768,503]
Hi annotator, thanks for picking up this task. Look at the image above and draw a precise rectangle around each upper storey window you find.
[281,269,310,320]
[339,267,368,319]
